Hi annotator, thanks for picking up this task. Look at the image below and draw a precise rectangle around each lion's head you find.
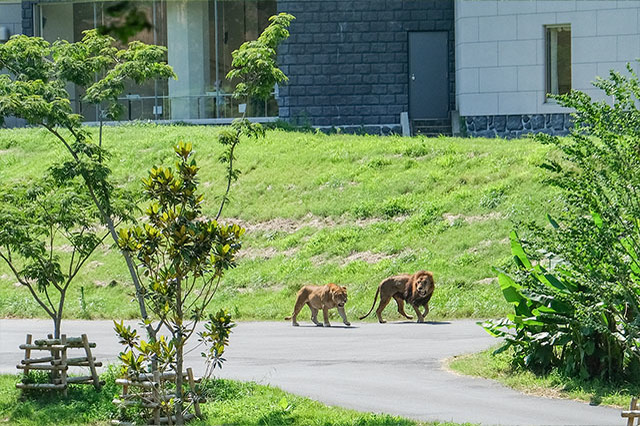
[328,283,348,308]
[411,270,435,299]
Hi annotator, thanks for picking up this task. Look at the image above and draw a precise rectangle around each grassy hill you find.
[0,124,558,323]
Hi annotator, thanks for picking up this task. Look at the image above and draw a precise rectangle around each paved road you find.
[0,319,622,426]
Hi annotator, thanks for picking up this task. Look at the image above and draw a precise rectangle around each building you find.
[1,0,640,137]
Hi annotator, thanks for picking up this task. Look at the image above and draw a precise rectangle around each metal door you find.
[409,32,449,119]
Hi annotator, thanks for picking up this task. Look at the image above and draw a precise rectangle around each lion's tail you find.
[284,316,292,320]
[359,287,380,320]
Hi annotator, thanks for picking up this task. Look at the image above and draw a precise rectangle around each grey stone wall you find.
[21,1,35,36]
[276,0,454,128]
[464,114,572,138]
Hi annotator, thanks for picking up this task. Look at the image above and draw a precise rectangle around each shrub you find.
[483,64,640,382]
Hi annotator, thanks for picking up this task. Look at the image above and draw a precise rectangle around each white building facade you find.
[456,0,640,137]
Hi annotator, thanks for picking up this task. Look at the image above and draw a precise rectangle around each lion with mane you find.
[285,283,351,327]
[360,270,435,323]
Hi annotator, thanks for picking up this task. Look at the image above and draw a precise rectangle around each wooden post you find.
[60,335,68,397]
[628,397,638,426]
[81,334,101,390]
[23,334,32,377]
[152,370,161,426]
[47,333,59,384]
[187,368,201,418]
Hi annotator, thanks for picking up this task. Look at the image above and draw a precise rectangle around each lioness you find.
[360,270,435,323]
[285,283,351,327]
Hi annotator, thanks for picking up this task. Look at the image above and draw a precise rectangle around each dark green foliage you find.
[97,1,153,44]
[484,64,640,382]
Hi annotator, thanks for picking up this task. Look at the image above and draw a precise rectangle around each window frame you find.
[545,23,572,102]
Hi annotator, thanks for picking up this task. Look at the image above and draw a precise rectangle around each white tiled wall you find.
[455,0,640,116]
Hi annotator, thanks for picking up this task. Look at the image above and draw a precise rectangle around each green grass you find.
[0,124,559,322]
[447,347,640,408]
[0,371,472,425]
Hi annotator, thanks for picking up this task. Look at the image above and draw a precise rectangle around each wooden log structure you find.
[113,368,204,424]
[16,383,66,390]
[16,333,102,393]
[622,397,640,426]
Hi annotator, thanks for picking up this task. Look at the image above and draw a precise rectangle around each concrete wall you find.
[277,0,455,133]
[167,0,211,119]
[456,0,640,120]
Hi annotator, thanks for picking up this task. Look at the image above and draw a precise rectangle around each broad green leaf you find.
[510,230,532,270]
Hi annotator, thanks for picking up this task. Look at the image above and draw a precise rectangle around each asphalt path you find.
[0,319,622,426]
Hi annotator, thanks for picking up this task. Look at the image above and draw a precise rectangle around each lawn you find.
[0,124,558,322]
[447,347,639,408]
[0,371,473,425]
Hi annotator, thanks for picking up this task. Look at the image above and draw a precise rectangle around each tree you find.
[483,63,640,382]
[114,13,294,424]
[117,142,243,423]
[0,175,130,338]
[0,30,175,340]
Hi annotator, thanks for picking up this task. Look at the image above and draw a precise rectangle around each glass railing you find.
[75,92,279,122]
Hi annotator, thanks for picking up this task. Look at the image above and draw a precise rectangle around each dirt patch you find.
[310,250,409,266]
[87,261,104,269]
[223,213,391,234]
[341,251,394,266]
[442,212,506,226]
[466,239,494,254]
[94,280,117,287]
[475,277,498,285]
[237,247,299,260]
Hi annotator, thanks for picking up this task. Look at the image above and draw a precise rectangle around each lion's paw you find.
[315,323,323,327]
[292,322,299,326]
[344,322,351,326]
[323,323,331,327]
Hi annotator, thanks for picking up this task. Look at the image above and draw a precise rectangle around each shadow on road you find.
[387,320,451,325]
[288,324,359,329]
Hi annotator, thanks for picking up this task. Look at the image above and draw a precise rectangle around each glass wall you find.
[209,0,277,118]
[36,0,277,122]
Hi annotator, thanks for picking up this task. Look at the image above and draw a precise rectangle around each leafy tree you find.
[484,63,640,382]
[0,176,129,338]
[0,30,175,339]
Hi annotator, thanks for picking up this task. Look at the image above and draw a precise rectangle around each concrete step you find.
[412,119,452,137]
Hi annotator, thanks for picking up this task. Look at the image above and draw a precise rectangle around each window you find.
[545,25,571,99]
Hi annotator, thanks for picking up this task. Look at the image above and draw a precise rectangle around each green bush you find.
[483,64,640,382]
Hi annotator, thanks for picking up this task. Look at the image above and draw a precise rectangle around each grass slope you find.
[0,372,472,425]
[0,124,557,322]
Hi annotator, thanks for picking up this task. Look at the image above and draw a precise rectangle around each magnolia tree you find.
[113,13,294,424]
[0,30,175,339]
